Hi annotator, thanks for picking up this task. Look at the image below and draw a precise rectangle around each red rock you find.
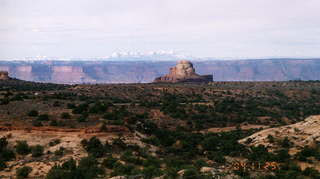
[153,60,213,83]
[0,71,9,80]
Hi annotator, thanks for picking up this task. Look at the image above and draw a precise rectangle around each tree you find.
[16,166,32,179]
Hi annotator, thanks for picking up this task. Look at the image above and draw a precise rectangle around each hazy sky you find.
[0,0,320,59]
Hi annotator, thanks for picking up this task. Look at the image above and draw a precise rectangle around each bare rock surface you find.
[0,71,9,80]
[153,60,213,83]
[239,115,320,151]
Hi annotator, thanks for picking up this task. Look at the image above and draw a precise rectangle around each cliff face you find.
[153,60,213,83]
[0,71,9,80]
[0,59,320,83]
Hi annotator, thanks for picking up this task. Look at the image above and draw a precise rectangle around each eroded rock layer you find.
[0,71,9,80]
[153,60,213,83]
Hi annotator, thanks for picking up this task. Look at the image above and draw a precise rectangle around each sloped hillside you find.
[239,115,320,152]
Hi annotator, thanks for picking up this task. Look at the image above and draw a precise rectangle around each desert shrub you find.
[60,112,71,119]
[49,120,65,127]
[295,146,318,161]
[183,168,200,179]
[111,162,139,177]
[248,145,275,162]
[37,114,49,121]
[207,152,226,163]
[77,114,88,122]
[31,145,44,157]
[46,157,102,179]
[67,103,76,109]
[27,110,38,117]
[164,168,179,179]
[0,160,7,171]
[15,141,31,155]
[16,166,32,179]
[0,137,8,151]
[49,139,61,146]
[102,112,118,120]
[0,98,10,105]
[109,120,124,125]
[302,167,320,177]
[102,156,118,169]
[281,137,292,148]
[120,151,143,165]
[77,156,103,177]
[142,166,162,179]
[89,102,108,114]
[32,120,43,127]
[54,147,65,157]
[72,103,89,114]
[275,149,291,162]
[136,120,158,135]
[267,134,275,143]
[0,137,15,161]
[81,137,105,158]
[0,148,15,161]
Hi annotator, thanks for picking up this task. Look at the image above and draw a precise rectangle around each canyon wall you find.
[0,59,319,83]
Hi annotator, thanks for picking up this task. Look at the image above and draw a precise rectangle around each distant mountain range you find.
[0,58,320,83]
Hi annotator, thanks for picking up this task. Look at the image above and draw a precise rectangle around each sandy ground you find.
[0,127,125,178]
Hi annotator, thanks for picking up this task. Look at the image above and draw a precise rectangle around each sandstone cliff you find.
[0,71,9,80]
[153,60,213,83]
[0,59,320,83]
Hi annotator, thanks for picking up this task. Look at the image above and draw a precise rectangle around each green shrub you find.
[0,149,15,161]
[54,147,65,157]
[81,137,105,158]
[183,168,200,179]
[32,120,43,127]
[102,157,118,169]
[0,160,7,171]
[27,110,38,117]
[16,166,32,179]
[49,139,61,147]
[37,114,49,121]
[60,112,71,119]
[15,141,31,155]
[31,145,44,157]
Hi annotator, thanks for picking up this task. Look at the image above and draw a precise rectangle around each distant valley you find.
[1,59,320,83]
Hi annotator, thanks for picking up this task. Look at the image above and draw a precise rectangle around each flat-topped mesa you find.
[0,71,10,80]
[153,60,213,83]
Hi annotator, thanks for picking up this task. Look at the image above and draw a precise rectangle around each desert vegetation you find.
[1,80,320,178]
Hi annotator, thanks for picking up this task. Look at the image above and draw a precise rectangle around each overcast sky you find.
[0,0,320,59]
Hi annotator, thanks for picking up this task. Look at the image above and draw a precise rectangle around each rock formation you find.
[153,60,213,83]
[239,115,320,150]
[0,71,9,80]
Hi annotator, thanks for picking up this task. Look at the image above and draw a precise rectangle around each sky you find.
[0,0,320,59]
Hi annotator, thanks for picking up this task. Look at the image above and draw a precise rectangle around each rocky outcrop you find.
[239,115,320,150]
[153,60,213,83]
[0,71,9,80]
[1,59,320,84]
